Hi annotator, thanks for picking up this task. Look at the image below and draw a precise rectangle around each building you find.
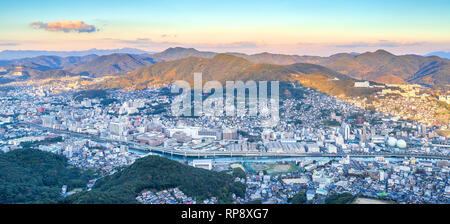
[198,129,222,140]
[327,144,337,153]
[354,81,370,88]
[371,135,385,144]
[223,128,238,140]
[109,122,128,139]
[306,143,320,153]
[340,122,351,140]
[192,160,213,170]
[42,115,56,128]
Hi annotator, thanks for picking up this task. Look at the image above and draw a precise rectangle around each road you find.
[21,121,450,160]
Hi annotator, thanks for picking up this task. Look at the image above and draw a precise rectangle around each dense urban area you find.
[0,81,449,204]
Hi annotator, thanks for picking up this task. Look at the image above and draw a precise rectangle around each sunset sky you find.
[1,0,449,56]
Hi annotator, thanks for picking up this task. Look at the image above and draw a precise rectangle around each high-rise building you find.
[340,122,351,140]
[110,122,127,137]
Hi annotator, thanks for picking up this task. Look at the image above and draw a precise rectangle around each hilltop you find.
[0,148,94,204]
[144,47,217,62]
[68,53,154,77]
[63,155,246,204]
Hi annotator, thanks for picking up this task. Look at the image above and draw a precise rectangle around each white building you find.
[354,81,370,88]
[306,143,320,153]
[192,160,213,170]
[327,144,337,154]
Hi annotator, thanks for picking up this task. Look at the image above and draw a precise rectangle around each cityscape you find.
[0,0,449,206]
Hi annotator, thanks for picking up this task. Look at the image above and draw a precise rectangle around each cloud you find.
[30,20,98,33]
[118,38,180,48]
[161,34,178,38]
[0,42,19,46]
[331,40,424,48]
[194,42,261,49]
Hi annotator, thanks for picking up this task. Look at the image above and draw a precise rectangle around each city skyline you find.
[1,0,450,56]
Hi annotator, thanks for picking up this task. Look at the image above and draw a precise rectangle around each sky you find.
[0,0,449,56]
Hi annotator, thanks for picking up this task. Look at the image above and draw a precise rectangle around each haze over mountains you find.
[0,47,449,89]
[426,51,450,60]
[0,48,151,60]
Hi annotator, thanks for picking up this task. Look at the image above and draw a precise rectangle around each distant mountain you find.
[93,53,378,97]
[426,51,450,59]
[69,53,154,77]
[0,55,98,69]
[227,50,450,87]
[229,50,449,86]
[0,53,155,83]
[319,50,450,86]
[144,47,217,62]
[140,48,449,86]
[2,47,448,87]
[0,48,151,60]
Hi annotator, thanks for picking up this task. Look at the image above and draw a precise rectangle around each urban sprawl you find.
[0,82,449,204]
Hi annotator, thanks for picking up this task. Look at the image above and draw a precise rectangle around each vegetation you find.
[63,155,247,204]
[323,120,341,127]
[291,191,307,204]
[146,103,169,115]
[246,200,262,204]
[325,193,356,204]
[232,167,246,179]
[100,98,120,106]
[0,148,95,204]
[74,89,108,101]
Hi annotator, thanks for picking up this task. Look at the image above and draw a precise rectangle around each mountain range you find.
[95,53,380,98]
[0,48,151,60]
[0,53,155,80]
[147,48,449,87]
[0,47,448,90]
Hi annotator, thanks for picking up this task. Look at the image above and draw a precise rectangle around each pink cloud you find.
[30,20,98,33]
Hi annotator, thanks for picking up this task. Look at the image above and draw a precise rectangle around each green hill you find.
[0,148,94,204]
[63,155,246,204]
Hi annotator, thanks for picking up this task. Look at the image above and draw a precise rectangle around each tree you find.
[232,168,246,179]
[325,193,355,204]
[291,191,307,204]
